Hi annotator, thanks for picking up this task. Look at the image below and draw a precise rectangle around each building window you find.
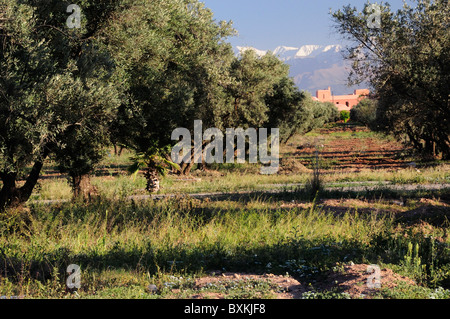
[346,102,349,107]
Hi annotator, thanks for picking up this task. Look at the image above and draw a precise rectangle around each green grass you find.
[0,195,449,299]
[374,281,450,299]
[1,126,450,299]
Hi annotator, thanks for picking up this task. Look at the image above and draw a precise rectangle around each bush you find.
[340,110,350,123]
[350,99,377,127]
[306,101,340,132]
[323,102,340,123]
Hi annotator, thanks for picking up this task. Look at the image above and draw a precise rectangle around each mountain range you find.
[235,44,368,96]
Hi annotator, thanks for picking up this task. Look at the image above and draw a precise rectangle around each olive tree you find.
[101,0,236,187]
[0,0,120,208]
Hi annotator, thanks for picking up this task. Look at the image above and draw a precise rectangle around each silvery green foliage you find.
[103,0,237,149]
[0,0,54,174]
[0,0,120,206]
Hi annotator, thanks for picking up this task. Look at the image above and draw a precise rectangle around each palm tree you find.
[128,145,180,193]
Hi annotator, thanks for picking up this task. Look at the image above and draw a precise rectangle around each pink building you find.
[316,87,370,112]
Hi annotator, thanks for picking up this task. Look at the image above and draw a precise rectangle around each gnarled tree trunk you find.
[0,172,20,209]
[179,141,211,175]
[180,151,196,176]
[71,173,98,202]
[0,160,45,210]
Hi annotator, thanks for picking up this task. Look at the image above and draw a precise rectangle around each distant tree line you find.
[0,0,339,209]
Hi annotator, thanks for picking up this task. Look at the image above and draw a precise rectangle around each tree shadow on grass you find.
[0,233,370,289]
[172,186,450,203]
[2,192,449,290]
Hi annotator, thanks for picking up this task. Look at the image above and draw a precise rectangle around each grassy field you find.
[1,123,449,299]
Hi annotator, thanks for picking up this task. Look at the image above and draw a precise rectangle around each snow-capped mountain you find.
[272,46,300,60]
[236,46,268,58]
[236,44,367,96]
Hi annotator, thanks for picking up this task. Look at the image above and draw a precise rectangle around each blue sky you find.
[200,0,404,50]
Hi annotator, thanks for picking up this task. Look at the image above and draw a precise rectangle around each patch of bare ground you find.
[395,198,450,228]
[314,264,417,299]
[278,157,312,174]
[171,273,306,299]
[169,265,418,299]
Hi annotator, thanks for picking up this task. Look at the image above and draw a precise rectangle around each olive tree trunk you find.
[70,173,98,202]
[0,160,45,210]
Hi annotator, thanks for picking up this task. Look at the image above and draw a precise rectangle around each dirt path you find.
[31,182,450,205]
